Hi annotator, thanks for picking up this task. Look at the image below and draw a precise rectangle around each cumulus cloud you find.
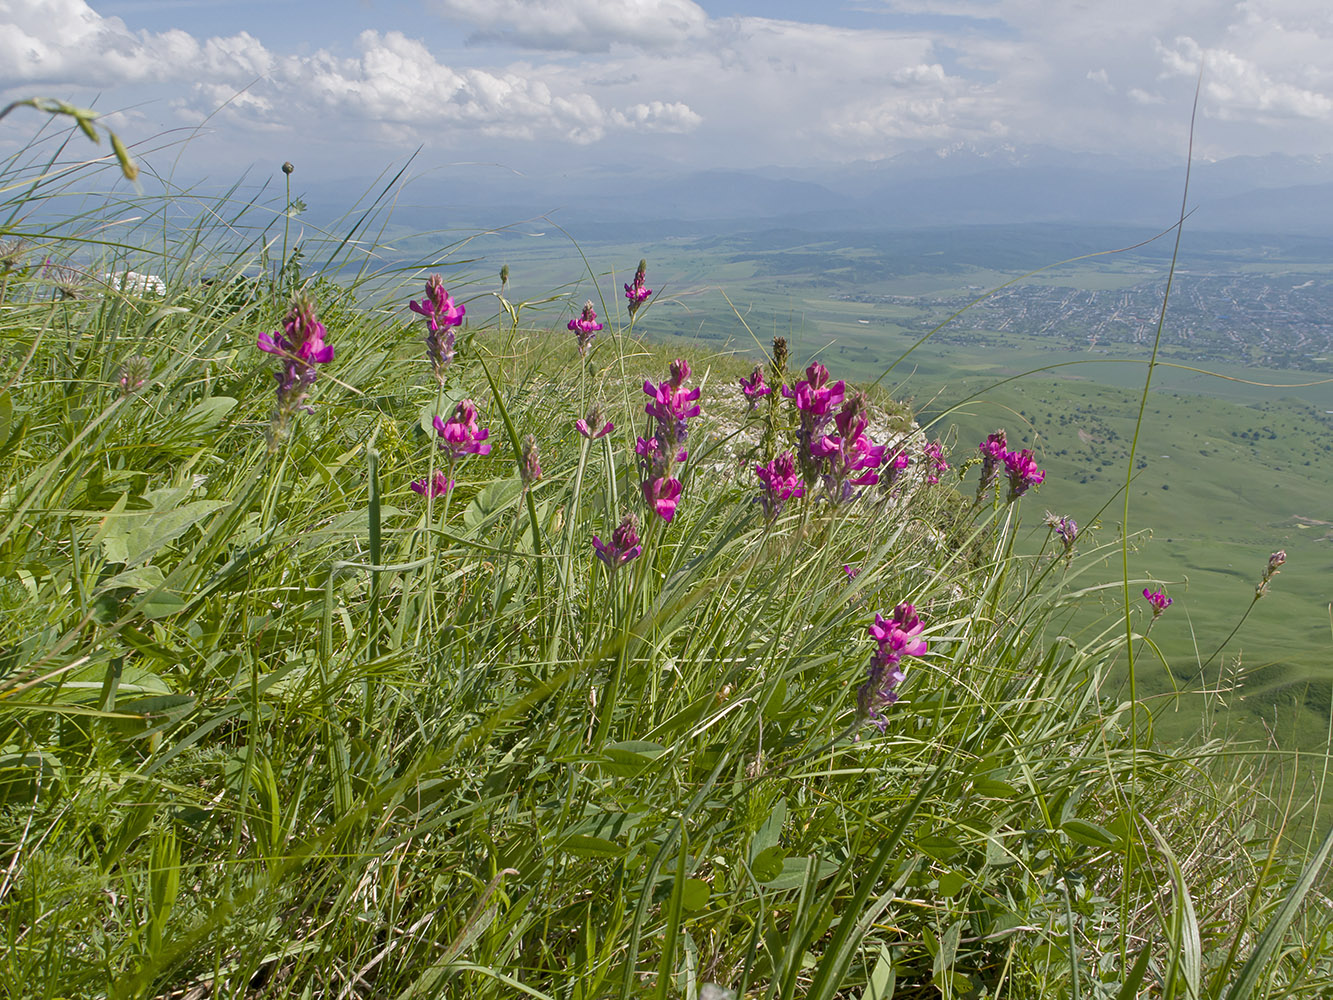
[428,0,710,52]
[0,0,266,85]
[3,0,1331,169]
[1158,35,1333,120]
[609,100,701,132]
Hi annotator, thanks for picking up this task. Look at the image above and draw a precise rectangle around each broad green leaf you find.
[102,500,227,566]
[750,798,787,862]
[750,845,786,882]
[561,835,627,858]
[937,871,968,897]
[917,834,963,862]
[1063,818,1120,849]
[679,878,711,912]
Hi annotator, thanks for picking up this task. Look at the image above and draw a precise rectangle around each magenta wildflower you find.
[976,430,1007,499]
[433,399,492,461]
[858,602,928,729]
[1049,513,1078,553]
[1003,448,1045,501]
[410,470,454,498]
[569,301,603,356]
[755,451,804,518]
[1143,588,1172,616]
[409,274,465,384]
[259,295,334,445]
[643,476,683,522]
[921,441,949,485]
[843,564,860,580]
[881,447,912,493]
[783,362,849,487]
[593,514,642,570]
[739,366,772,411]
[576,404,614,439]
[810,393,887,503]
[639,359,700,522]
[624,259,652,317]
[519,434,541,487]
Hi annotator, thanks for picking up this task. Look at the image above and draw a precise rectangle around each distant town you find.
[837,272,1333,372]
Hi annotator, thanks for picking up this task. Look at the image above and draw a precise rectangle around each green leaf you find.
[177,396,237,440]
[679,878,711,912]
[750,845,787,882]
[1062,818,1120,849]
[937,871,968,897]
[96,565,165,593]
[972,778,1018,798]
[101,500,228,566]
[760,856,836,891]
[917,834,963,862]
[750,798,787,862]
[561,835,627,858]
[857,944,895,1000]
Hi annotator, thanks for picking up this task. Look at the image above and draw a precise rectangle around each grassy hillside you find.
[1,123,1332,998]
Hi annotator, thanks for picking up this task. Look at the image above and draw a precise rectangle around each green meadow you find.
[2,111,1332,998]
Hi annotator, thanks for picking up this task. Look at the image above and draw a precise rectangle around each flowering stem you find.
[1199,595,1260,673]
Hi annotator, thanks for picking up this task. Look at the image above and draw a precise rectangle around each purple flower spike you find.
[410,470,454,498]
[739,366,772,411]
[921,441,949,485]
[783,362,849,487]
[260,295,334,444]
[638,359,700,522]
[1003,448,1045,501]
[624,259,652,317]
[756,451,804,518]
[976,430,1007,498]
[569,301,603,356]
[576,404,614,439]
[857,602,929,729]
[593,514,642,570]
[1143,588,1172,616]
[433,399,492,461]
[409,275,465,384]
[519,434,541,486]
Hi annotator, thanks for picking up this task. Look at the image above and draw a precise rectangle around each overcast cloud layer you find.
[1,0,1330,176]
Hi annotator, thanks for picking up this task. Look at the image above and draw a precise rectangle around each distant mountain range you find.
[302,143,1333,238]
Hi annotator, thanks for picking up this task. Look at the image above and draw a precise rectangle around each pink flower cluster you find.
[409,275,465,384]
[412,399,492,499]
[780,364,891,504]
[434,399,491,462]
[569,301,603,356]
[812,393,888,503]
[258,296,334,439]
[858,603,928,729]
[975,430,1045,502]
[593,514,642,570]
[639,358,700,522]
[755,451,804,519]
[624,259,652,316]
[576,404,613,440]
[739,366,771,411]
[1143,588,1172,616]
[921,441,949,485]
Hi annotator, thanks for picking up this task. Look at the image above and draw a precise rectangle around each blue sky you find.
[3,0,1331,185]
